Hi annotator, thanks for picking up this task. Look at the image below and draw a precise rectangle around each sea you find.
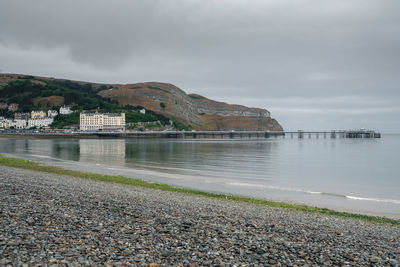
[1,134,399,219]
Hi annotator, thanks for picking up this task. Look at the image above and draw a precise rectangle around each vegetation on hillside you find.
[170,117,191,131]
[0,79,119,112]
[188,94,206,100]
[51,113,80,129]
[125,112,158,123]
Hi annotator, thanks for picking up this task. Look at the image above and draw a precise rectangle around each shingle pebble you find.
[0,166,399,266]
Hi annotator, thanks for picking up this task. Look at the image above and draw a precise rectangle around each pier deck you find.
[92,130,381,139]
[0,130,381,139]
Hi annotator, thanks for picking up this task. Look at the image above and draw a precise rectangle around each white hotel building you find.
[80,112,125,131]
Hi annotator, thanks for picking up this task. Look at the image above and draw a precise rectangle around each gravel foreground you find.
[0,166,399,266]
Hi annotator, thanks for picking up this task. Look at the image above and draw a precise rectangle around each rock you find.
[370,257,379,263]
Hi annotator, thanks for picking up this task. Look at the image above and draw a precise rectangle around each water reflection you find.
[51,140,80,161]
[79,139,126,164]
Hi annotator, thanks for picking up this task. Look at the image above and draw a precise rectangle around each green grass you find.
[0,155,398,226]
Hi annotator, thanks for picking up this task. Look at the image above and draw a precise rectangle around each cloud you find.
[0,0,399,131]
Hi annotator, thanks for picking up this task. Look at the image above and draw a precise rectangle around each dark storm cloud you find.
[1,0,399,131]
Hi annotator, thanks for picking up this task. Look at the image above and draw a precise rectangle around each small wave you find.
[107,167,125,171]
[226,182,322,195]
[29,154,53,159]
[320,192,347,198]
[346,195,400,204]
[227,182,400,204]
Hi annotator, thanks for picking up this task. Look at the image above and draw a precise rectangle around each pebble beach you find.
[0,166,399,266]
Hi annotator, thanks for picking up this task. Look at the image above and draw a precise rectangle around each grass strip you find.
[0,155,398,226]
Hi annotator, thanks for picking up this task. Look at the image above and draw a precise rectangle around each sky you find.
[0,0,399,132]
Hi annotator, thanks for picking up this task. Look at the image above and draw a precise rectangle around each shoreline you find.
[1,165,399,265]
[4,152,400,221]
[0,154,398,226]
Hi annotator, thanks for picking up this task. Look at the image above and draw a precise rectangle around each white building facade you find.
[0,119,15,129]
[15,119,28,129]
[80,112,125,131]
[28,118,54,128]
[48,110,58,117]
[60,106,73,115]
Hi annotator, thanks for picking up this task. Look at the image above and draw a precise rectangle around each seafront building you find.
[80,112,125,131]
[15,119,28,129]
[0,119,15,129]
[0,110,54,130]
[27,118,54,128]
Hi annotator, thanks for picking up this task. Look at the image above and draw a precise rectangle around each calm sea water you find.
[1,135,399,219]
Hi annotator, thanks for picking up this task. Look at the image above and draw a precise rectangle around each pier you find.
[92,129,381,139]
[0,129,381,139]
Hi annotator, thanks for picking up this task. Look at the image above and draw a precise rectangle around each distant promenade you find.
[0,130,381,139]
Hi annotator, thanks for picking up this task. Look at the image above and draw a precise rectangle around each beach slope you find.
[0,166,399,266]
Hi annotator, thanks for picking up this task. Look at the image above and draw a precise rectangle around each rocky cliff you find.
[98,82,283,131]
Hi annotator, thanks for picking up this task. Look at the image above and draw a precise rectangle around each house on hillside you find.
[0,102,8,110]
[48,110,58,118]
[31,110,46,119]
[8,103,19,111]
[60,105,73,115]
[14,112,30,120]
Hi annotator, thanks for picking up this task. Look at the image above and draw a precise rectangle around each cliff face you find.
[0,74,283,131]
[98,82,283,131]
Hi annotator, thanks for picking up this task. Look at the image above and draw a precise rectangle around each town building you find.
[27,118,54,128]
[0,118,16,129]
[14,112,30,120]
[140,109,146,114]
[48,110,58,117]
[31,110,47,119]
[8,103,19,111]
[60,105,73,115]
[15,119,27,129]
[0,102,8,110]
[80,112,125,131]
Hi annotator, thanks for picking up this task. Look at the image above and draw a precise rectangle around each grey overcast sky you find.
[1,0,399,132]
